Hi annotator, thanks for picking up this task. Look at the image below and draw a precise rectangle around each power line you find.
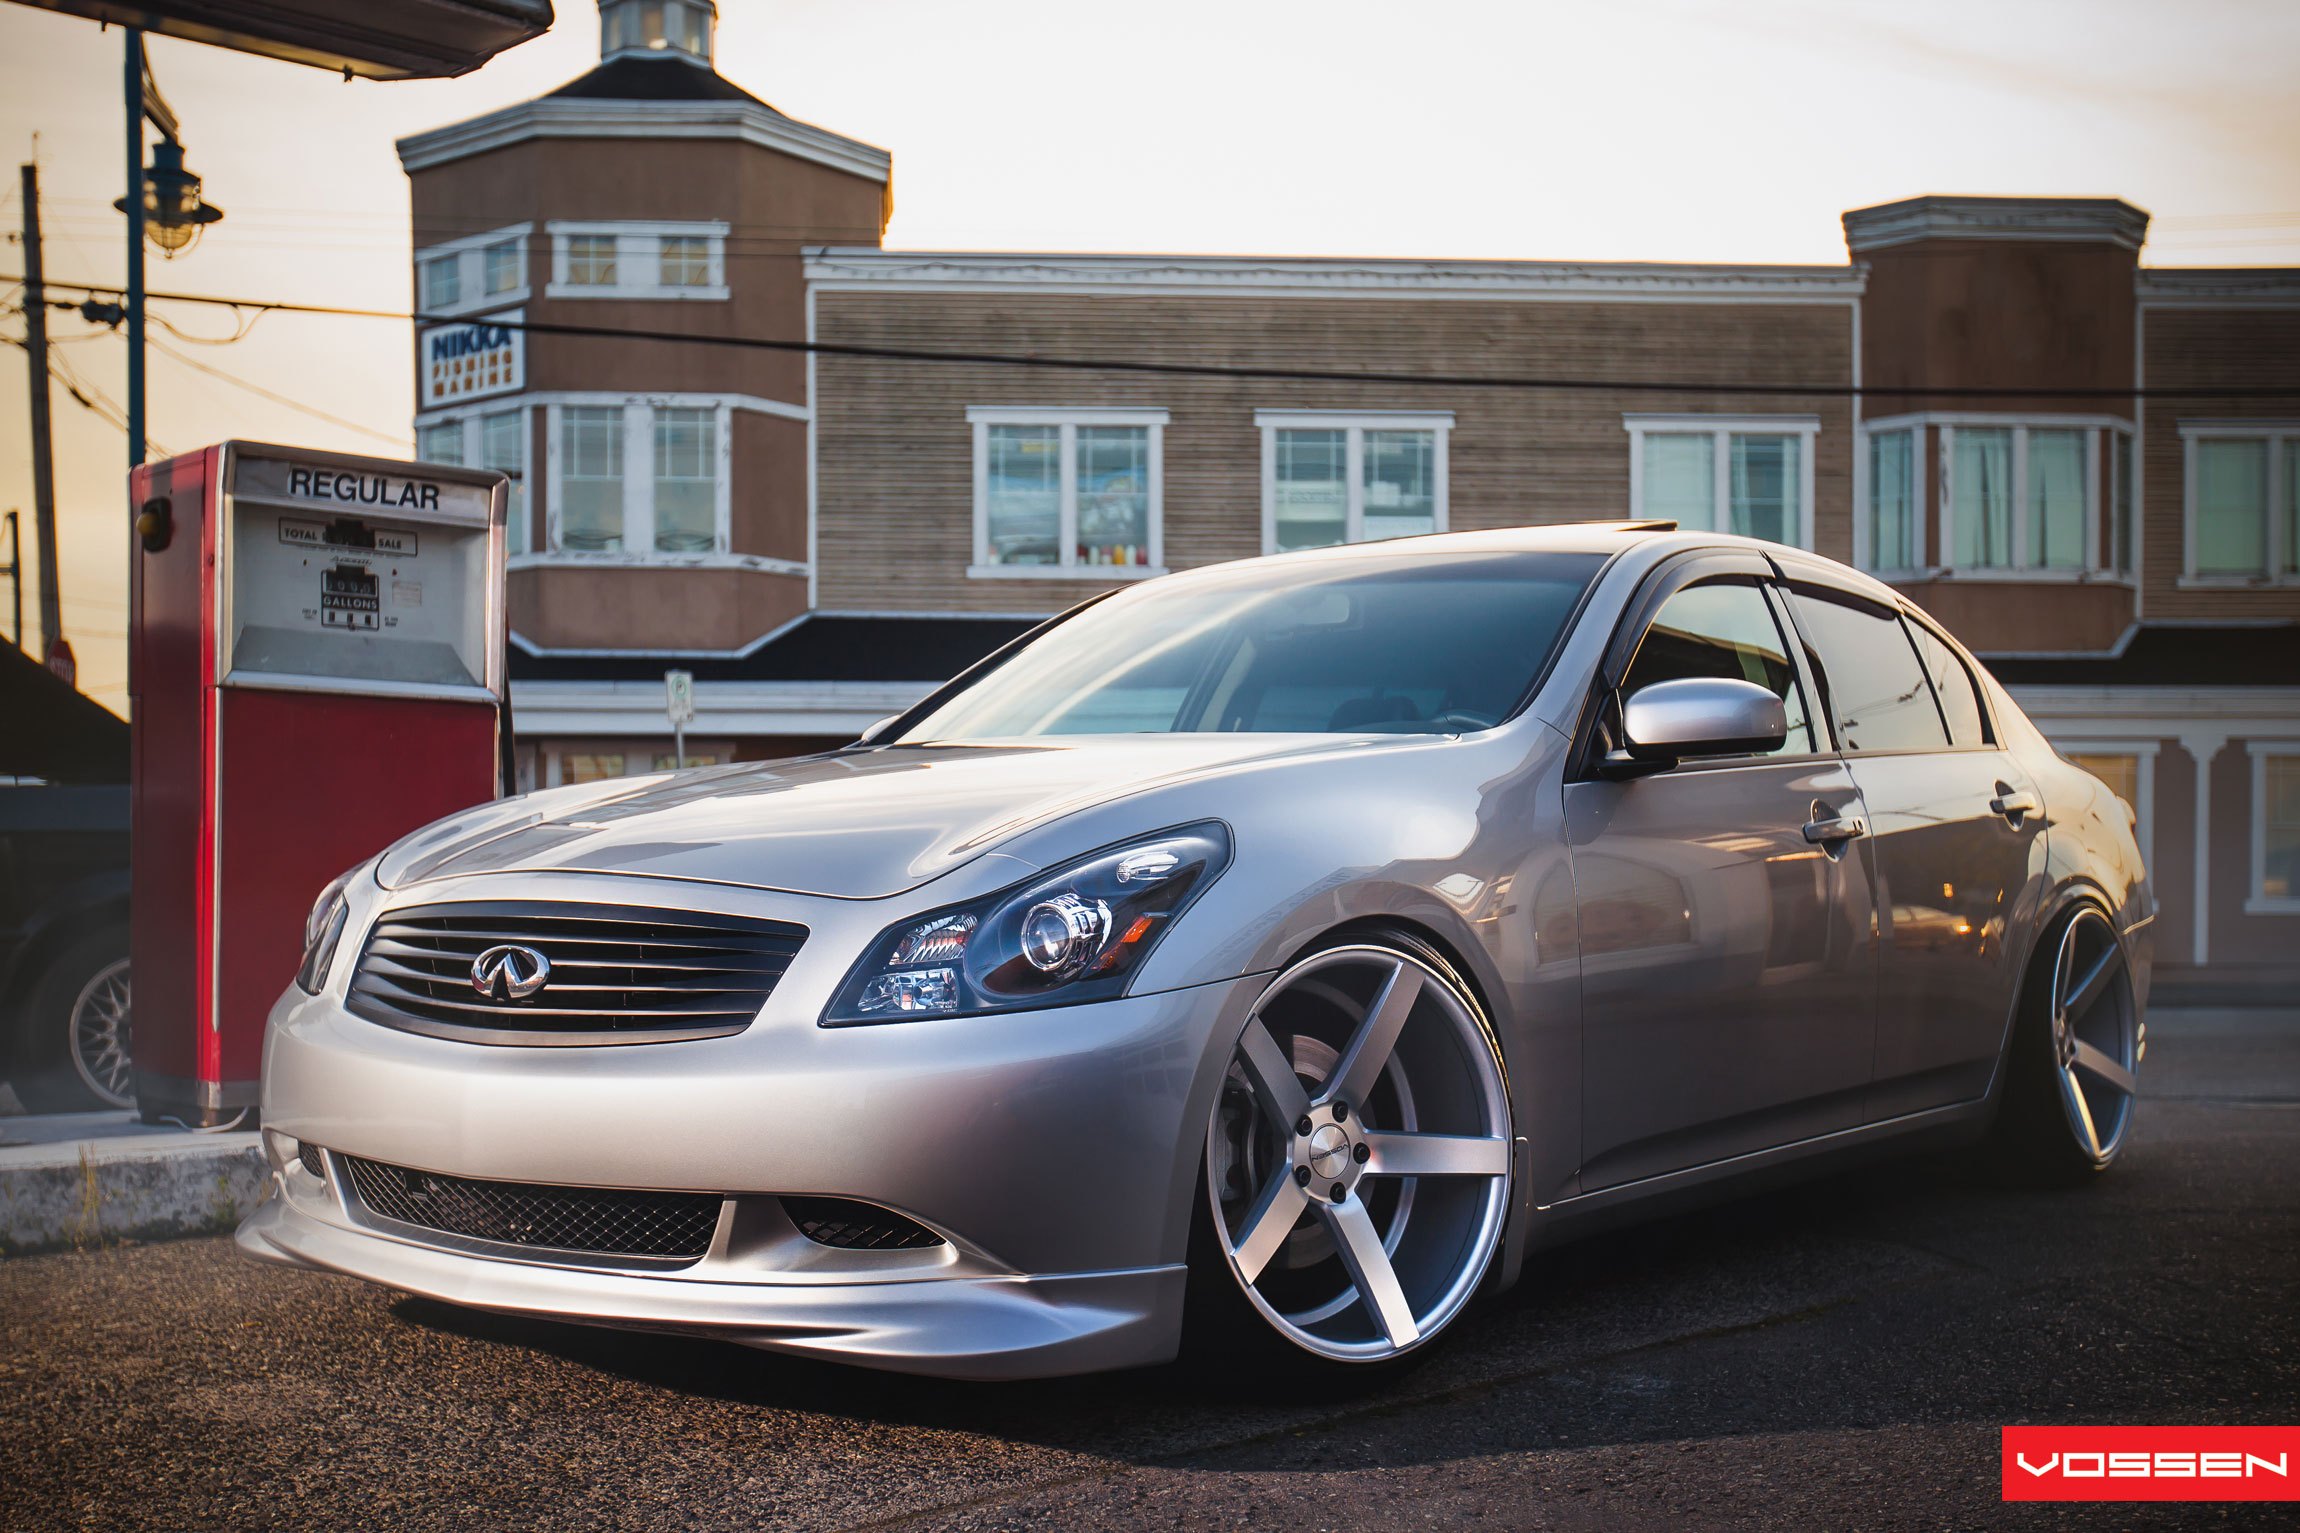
[9,273,2300,400]
[146,334,407,446]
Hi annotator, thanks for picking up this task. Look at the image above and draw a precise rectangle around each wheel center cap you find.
[1307,1123,1353,1179]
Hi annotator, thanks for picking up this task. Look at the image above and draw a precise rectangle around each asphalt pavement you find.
[4,1006,2294,1531]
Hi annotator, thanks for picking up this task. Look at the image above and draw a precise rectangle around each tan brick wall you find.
[2139,305,2300,623]
[813,290,1856,614]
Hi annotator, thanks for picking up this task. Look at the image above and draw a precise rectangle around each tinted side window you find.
[1620,580,1814,756]
[1906,620,1988,748]
[1788,588,1949,753]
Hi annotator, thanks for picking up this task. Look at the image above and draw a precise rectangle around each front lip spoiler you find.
[237,1191,1186,1382]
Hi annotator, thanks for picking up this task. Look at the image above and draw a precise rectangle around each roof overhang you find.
[23,0,552,80]
[399,98,890,183]
[1843,196,2150,254]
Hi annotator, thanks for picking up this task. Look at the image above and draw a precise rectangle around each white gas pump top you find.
[217,444,507,702]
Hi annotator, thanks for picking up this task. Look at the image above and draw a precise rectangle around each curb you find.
[0,1133,269,1257]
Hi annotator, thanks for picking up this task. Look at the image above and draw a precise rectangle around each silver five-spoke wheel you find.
[1206,943,1511,1362]
[2048,906,2139,1166]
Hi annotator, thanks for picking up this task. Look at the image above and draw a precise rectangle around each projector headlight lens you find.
[824,822,1230,1026]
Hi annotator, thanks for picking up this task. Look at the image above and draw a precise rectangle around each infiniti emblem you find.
[470,943,552,1002]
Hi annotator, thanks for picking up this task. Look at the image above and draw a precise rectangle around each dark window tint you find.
[1906,620,1988,747]
[1620,580,1812,756]
[898,553,1605,739]
[1788,588,1949,753]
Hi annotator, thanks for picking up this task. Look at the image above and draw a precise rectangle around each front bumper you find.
[241,870,1265,1379]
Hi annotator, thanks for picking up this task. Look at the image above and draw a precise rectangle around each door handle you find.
[1990,785,2039,825]
[1803,813,1868,845]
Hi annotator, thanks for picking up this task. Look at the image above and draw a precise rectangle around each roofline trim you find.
[399,99,891,184]
[1843,195,2151,253]
[2136,268,2300,306]
[802,248,1867,302]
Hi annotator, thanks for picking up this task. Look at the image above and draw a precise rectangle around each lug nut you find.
[1295,1116,1312,1137]
[1333,1100,1349,1122]
[1294,1165,1311,1187]
[1353,1142,1370,1164]
[1331,1184,1349,1203]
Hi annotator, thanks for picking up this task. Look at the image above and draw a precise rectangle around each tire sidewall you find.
[12,927,133,1113]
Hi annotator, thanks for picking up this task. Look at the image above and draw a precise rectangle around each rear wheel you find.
[12,929,135,1113]
[1993,904,2139,1183]
[1189,936,1512,1374]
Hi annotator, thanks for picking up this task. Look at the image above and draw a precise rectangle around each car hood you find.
[377,736,1390,899]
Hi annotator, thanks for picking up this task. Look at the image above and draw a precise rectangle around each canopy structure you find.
[1,644,128,783]
[17,0,553,79]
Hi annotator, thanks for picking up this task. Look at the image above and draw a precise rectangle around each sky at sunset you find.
[3,0,2297,715]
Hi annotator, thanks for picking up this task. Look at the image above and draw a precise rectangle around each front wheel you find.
[1992,904,2141,1183]
[1188,936,1513,1373]
[12,929,135,1112]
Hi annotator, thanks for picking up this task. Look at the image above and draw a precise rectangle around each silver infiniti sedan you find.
[239,525,2153,1379]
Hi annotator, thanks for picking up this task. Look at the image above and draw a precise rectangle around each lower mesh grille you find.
[298,1140,326,1178]
[782,1196,945,1251]
[341,1156,723,1263]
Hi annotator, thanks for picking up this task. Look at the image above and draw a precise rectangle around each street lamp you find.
[114,137,223,258]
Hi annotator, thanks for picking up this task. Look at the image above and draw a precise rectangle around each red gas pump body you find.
[129,443,507,1126]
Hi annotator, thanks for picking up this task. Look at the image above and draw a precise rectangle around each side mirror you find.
[855,714,899,746]
[1610,677,1787,773]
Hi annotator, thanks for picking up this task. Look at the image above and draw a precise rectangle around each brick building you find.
[400,5,2298,988]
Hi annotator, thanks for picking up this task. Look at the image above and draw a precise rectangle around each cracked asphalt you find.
[4,1006,2294,1531]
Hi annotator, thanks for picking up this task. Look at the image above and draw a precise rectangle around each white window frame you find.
[1257,410,1453,556]
[541,394,736,563]
[1623,415,1818,550]
[967,406,1168,580]
[2178,421,2300,588]
[1902,413,2134,582]
[413,401,533,554]
[546,220,730,301]
[412,222,532,318]
[2054,739,2158,872]
[2250,743,2300,915]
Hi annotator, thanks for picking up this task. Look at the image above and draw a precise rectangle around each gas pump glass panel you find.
[242,527,2151,1381]
[221,451,502,698]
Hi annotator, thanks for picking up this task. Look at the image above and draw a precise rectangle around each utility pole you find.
[4,510,23,650]
[124,26,147,470]
[19,163,62,659]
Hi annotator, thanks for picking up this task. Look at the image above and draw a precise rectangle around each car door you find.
[1565,555,1877,1191]
[1779,579,2046,1119]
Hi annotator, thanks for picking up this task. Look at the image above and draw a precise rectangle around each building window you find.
[1258,412,1452,555]
[2183,425,2300,582]
[652,406,717,553]
[565,234,618,289]
[1864,415,2133,577]
[1866,427,1921,571]
[600,0,714,63]
[544,739,732,788]
[661,236,711,288]
[548,222,729,301]
[544,397,731,559]
[968,408,1167,577]
[2254,749,2300,911]
[558,406,626,552]
[411,224,530,317]
[483,239,522,296]
[416,407,532,553]
[421,255,460,312]
[416,420,465,466]
[1625,416,1816,548]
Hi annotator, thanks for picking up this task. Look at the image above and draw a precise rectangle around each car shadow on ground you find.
[384,1145,2075,1463]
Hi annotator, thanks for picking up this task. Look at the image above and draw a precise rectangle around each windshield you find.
[894,551,1605,741]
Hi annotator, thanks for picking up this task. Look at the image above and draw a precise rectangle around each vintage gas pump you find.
[127,443,507,1126]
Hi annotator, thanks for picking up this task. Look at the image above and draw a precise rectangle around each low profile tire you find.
[1991,904,2140,1185]
[11,928,136,1113]
[1186,933,1513,1379]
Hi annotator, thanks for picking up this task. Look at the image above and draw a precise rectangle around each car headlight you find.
[294,863,361,995]
[822,823,1231,1026]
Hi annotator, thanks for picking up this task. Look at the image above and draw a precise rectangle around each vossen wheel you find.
[1196,938,1512,1368]
[12,929,135,1113]
[1995,904,2140,1183]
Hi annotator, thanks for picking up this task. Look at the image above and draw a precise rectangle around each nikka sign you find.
[419,310,524,410]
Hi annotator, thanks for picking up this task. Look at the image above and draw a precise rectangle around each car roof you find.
[1225,522,1910,609]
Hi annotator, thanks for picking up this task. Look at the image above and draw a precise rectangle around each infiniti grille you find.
[341,1156,723,1263]
[347,901,806,1046]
